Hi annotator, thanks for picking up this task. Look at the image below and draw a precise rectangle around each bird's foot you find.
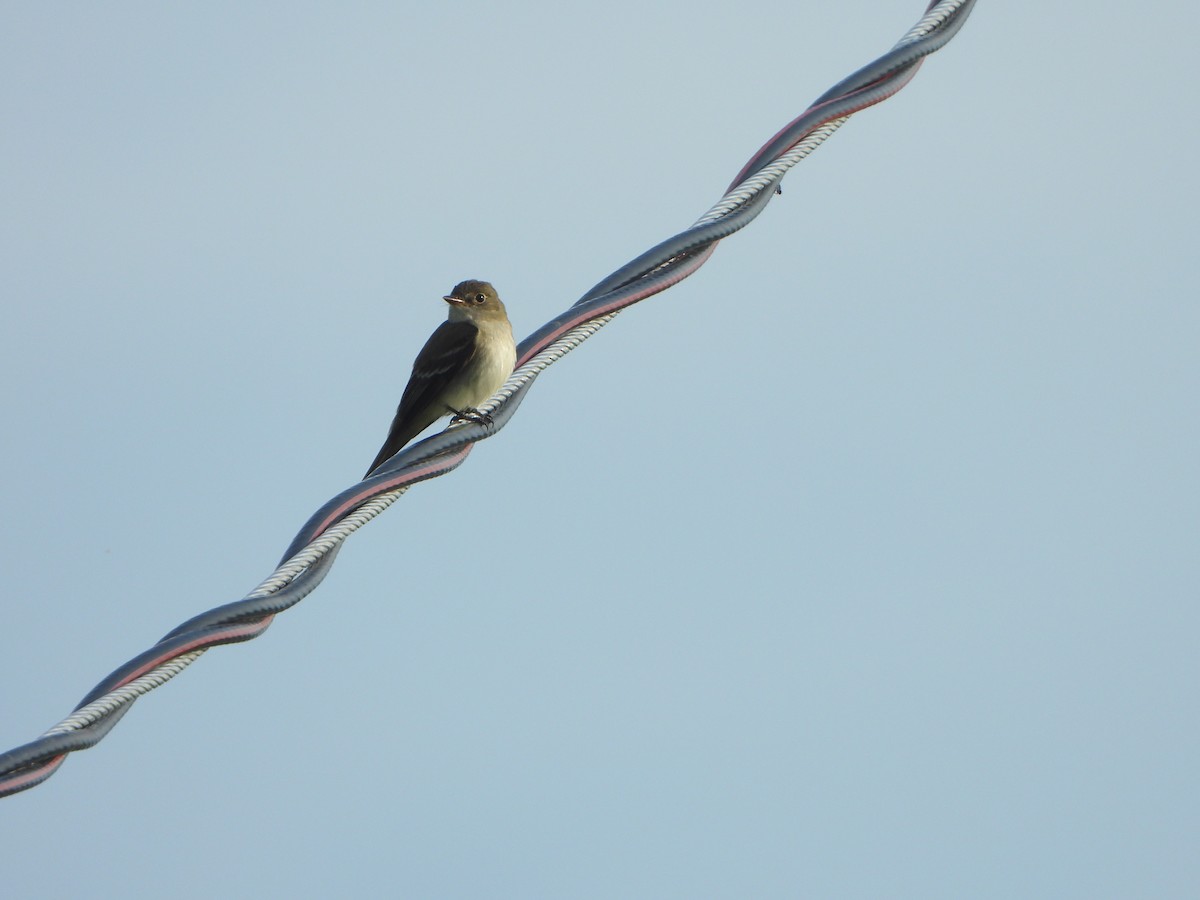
[449,406,494,428]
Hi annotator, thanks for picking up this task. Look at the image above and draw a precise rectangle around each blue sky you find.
[2,3,1197,897]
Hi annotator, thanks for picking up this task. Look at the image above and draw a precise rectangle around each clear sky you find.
[2,2,1197,897]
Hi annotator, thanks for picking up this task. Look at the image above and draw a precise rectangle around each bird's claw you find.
[449,407,494,428]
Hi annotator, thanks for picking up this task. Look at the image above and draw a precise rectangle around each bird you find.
[364,279,516,477]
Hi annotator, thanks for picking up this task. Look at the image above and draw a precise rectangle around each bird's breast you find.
[445,327,516,410]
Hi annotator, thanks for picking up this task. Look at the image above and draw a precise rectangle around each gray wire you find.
[0,0,975,799]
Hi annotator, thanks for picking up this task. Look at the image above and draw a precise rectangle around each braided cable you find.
[43,651,207,737]
[697,118,849,225]
[0,0,975,799]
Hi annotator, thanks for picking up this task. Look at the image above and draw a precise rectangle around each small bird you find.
[364,279,516,477]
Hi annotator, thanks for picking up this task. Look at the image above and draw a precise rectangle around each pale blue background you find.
[2,2,1197,897]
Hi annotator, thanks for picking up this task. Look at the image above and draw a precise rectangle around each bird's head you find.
[444,279,507,323]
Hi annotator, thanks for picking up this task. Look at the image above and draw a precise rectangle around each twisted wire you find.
[43,651,207,737]
[0,0,975,799]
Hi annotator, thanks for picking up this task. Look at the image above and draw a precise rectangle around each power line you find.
[0,0,976,799]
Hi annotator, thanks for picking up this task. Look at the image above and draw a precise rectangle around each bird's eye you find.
[474,293,486,304]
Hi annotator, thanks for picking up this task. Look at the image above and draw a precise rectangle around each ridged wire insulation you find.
[37,490,406,739]
[41,652,207,737]
[0,0,974,798]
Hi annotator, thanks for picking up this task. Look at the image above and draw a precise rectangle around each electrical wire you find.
[0,0,976,799]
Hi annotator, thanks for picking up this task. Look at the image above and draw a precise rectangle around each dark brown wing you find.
[364,319,479,477]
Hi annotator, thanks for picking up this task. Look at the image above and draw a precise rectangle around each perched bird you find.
[364,279,516,477]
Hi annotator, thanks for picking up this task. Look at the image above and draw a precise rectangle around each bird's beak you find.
[443,295,465,306]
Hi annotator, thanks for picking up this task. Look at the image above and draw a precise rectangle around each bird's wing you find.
[365,319,479,476]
